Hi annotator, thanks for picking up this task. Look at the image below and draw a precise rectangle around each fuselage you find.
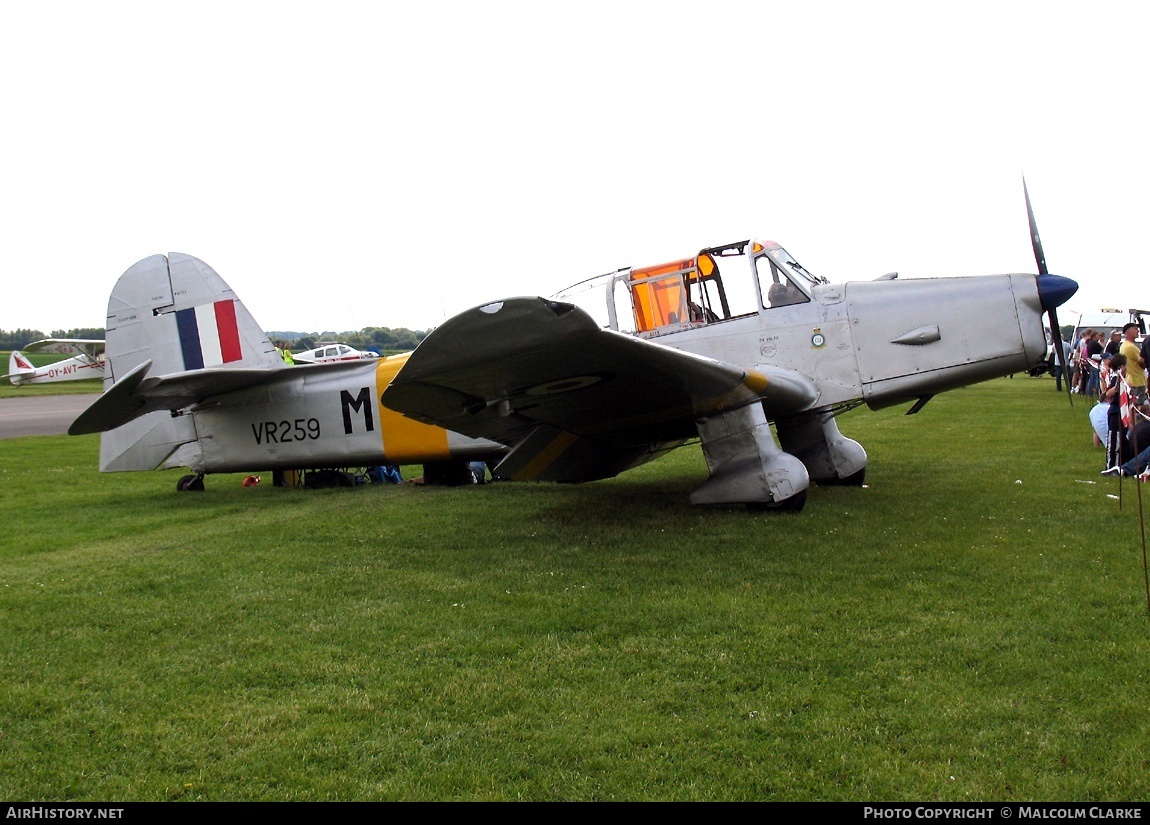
[149,355,505,474]
[649,272,1050,411]
[553,239,1055,414]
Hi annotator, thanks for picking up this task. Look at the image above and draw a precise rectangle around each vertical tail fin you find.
[104,252,281,386]
[7,351,35,384]
[89,253,281,474]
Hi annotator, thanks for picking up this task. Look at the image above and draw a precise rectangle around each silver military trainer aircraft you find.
[70,184,1077,511]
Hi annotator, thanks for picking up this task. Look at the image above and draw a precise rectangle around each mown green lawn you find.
[1,375,1147,801]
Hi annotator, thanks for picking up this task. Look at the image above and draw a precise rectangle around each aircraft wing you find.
[22,338,105,359]
[382,297,817,482]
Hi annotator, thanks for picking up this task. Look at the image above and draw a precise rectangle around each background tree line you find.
[262,326,430,355]
[2,325,428,354]
[0,328,105,350]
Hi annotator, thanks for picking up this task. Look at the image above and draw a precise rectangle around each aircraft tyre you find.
[817,468,865,487]
[747,489,806,513]
[176,473,205,492]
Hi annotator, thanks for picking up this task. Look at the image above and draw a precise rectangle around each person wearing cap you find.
[1140,327,1150,391]
[1106,329,1123,357]
[1120,322,1147,406]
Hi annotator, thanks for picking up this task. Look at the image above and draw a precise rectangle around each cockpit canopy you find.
[551,239,828,336]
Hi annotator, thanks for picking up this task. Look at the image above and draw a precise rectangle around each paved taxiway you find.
[0,394,96,439]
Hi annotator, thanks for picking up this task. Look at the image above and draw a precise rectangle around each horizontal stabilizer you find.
[69,360,156,435]
[70,355,369,435]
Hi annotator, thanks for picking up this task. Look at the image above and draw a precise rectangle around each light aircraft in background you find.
[69,183,1077,510]
[4,339,105,386]
[292,341,379,365]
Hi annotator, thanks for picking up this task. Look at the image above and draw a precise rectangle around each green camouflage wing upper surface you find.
[381,297,816,482]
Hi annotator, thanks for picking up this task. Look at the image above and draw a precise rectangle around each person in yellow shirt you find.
[1119,323,1146,404]
[274,340,295,365]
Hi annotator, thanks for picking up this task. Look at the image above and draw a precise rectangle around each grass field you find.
[1,375,1148,801]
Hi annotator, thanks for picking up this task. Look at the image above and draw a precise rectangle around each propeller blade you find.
[1024,176,1048,276]
[1027,176,1074,405]
[1048,307,1074,406]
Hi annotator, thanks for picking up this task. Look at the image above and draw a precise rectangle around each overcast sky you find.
[2,1,1146,336]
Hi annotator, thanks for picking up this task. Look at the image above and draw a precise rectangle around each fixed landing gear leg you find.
[176,473,205,492]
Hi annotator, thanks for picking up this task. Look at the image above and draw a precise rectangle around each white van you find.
[1070,309,1149,347]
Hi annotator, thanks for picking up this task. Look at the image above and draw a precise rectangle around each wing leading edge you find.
[382,297,817,482]
[21,339,105,360]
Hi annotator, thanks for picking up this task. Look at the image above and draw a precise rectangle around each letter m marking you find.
[341,387,374,434]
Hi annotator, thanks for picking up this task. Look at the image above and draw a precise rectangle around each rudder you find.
[104,252,281,387]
